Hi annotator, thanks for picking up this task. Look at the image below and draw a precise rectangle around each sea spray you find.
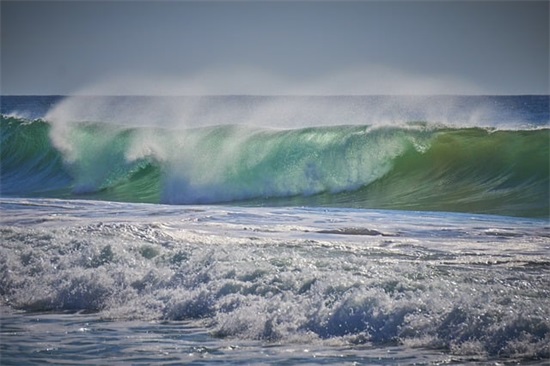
[43,95,548,130]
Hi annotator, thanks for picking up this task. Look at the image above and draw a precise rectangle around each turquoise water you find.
[2,95,549,217]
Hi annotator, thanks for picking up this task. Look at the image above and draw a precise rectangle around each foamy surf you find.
[1,198,549,364]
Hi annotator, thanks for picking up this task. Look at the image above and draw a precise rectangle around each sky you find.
[1,0,548,95]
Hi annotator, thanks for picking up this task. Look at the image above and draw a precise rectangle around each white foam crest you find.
[2,110,35,121]
[41,95,459,165]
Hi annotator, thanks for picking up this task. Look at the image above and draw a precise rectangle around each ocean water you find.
[1,95,549,365]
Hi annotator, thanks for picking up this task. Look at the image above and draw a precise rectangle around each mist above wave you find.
[45,94,529,131]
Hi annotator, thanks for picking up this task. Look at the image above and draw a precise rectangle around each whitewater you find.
[1,95,549,365]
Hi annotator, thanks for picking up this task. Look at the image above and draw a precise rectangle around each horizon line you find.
[2,93,549,97]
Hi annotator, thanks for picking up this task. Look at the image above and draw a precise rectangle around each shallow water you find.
[1,199,549,365]
[1,309,460,365]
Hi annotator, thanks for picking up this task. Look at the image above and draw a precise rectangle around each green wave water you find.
[1,115,548,217]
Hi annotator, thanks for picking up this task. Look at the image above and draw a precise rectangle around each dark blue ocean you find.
[1,95,549,365]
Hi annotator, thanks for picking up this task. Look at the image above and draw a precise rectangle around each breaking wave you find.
[1,114,548,217]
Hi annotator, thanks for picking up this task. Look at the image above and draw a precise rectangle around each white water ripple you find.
[1,198,549,364]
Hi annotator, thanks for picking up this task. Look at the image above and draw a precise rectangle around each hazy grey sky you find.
[1,1,548,95]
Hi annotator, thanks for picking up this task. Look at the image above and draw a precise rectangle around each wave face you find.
[1,112,548,217]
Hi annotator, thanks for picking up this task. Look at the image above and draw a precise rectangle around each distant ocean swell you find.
[1,114,548,217]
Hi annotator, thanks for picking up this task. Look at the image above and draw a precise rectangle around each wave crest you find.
[1,115,548,217]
